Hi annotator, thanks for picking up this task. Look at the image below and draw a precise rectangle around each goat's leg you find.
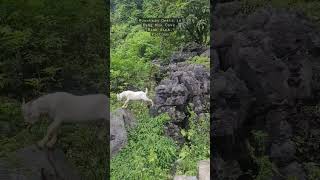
[143,97,154,106]
[122,98,129,108]
[148,99,154,106]
[37,120,61,148]
[46,131,58,148]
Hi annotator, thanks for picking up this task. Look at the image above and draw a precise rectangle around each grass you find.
[175,111,210,176]
[110,98,210,179]
[110,109,178,180]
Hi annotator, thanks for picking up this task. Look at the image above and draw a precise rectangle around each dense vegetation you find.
[0,0,108,179]
[110,0,210,179]
[111,0,209,92]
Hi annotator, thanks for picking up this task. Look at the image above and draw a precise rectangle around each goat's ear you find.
[22,97,25,104]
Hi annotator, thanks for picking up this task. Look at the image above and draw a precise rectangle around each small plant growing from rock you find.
[247,130,277,180]
[304,162,320,180]
[187,56,210,70]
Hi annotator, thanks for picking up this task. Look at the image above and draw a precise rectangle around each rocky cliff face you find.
[212,2,320,179]
[150,42,210,144]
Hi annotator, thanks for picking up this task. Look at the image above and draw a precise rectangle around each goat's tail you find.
[145,88,148,94]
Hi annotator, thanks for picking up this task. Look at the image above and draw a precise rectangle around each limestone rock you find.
[110,108,136,157]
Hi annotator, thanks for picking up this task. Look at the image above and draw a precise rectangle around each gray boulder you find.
[270,140,296,166]
[110,108,136,157]
[0,145,80,180]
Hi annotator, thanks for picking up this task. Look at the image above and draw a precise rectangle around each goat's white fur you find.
[117,88,153,108]
[21,92,109,148]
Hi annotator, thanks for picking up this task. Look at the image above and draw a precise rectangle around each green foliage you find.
[0,0,109,179]
[111,0,210,92]
[58,125,108,180]
[143,0,210,44]
[111,113,178,180]
[255,156,275,180]
[0,97,23,137]
[179,0,210,44]
[0,0,108,97]
[112,0,209,47]
[111,0,141,25]
[0,98,52,159]
[187,56,210,70]
[304,162,320,180]
[175,111,210,176]
[251,130,269,156]
[111,29,155,91]
[111,1,211,178]
[247,130,275,180]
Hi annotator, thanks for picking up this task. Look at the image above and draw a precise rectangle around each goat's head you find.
[22,99,41,126]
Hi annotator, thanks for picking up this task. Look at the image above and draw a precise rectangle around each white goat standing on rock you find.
[117,88,154,108]
[21,92,109,148]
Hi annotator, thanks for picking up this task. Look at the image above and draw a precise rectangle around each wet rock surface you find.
[212,2,320,179]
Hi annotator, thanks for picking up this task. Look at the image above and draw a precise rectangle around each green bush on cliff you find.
[175,111,210,176]
[111,112,178,180]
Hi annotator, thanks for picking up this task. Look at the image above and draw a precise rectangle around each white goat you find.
[21,92,109,148]
[116,88,153,108]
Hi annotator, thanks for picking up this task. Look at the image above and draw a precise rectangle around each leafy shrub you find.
[58,125,108,180]
[111,113,178,180]
[304,162,320,180]
[175,111,210,176]
[0,97,23,138]
[247,130,276,180]
[111,29,162,92]
[187,56,209,70]
[0,0,108,98]
[179,0,210,44]
[255,156,275,180]
[0,97,50,159]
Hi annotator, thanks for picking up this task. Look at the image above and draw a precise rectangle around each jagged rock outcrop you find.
[212,2,320,179]
[150,43,209,144]
[151,55,209,143]
[110,108,136,157]
[0,145,80,180]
